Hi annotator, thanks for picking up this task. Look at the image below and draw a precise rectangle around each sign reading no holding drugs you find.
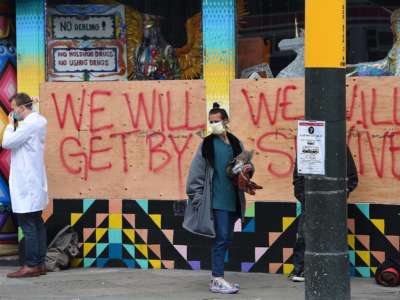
[53,48,117,73]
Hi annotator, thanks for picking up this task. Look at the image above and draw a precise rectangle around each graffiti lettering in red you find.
[55,87,204,183]
[52,89,86,130]
[256,131,295,178]
[90,90,114,133]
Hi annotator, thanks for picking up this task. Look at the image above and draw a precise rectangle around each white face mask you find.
[209,121,226,135]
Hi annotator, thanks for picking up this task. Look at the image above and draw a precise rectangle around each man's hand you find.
[8,113,14,126]
[31,96,39,102]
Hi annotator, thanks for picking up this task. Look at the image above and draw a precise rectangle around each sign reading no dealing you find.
[52,15,115,39]
[297,120,326,175]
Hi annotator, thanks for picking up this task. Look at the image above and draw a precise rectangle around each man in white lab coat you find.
[2,93,48,278]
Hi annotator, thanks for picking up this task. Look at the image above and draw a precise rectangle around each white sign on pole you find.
[297,120,326,175]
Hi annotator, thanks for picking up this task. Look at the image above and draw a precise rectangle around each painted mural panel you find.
[16,0,45,98]
[0,1,17,256]
[43,199,399,278]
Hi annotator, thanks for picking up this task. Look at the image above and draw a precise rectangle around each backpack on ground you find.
[45,225,80,272]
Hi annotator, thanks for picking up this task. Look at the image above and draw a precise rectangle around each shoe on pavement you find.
[209,277,240,294]
[290,270,305,282]
[7,266,41,278]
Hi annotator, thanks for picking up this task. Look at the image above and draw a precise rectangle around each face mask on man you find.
[12,101,33,122]
[12,111,22,122]
[210,121,226,135]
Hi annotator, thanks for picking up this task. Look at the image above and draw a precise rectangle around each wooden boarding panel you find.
[230,77,400,204]
[41,77,400,204]
[40,80,206,200]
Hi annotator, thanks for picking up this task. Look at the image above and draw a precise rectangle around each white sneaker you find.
[291,271,305,282]
[209,277,240,294]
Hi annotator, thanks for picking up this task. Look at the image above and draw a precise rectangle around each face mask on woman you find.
[209,121,226,135]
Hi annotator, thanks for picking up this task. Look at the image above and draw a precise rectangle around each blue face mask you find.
[12,101,34,122]
[12,111,22,121]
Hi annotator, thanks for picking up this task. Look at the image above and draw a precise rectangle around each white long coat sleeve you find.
[2,112,48,213]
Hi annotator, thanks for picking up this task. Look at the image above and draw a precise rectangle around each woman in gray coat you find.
[183,103,247,294]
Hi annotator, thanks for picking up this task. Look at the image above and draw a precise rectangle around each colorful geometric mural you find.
[0,2,17,255]
[0,7,14,208]
[44,199,400,277]
[202,0,236,111]
[347,204,400,278]
[12,0,46,255]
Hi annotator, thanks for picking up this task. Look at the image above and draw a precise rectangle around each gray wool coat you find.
[182,140,247,238]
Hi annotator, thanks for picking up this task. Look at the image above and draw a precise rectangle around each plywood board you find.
[40,80,206,199]
[230,77,400,204]
[41,77,400,204]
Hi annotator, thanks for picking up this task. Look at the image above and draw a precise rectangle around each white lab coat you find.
[2,112,48,213]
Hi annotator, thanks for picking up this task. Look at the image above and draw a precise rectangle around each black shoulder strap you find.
[227,132,242,157]
[202,135,215,167]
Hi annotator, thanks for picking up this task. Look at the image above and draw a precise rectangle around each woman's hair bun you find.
[212,102,220,109]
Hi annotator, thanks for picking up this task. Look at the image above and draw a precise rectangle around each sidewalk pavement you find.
[0,267,399,300]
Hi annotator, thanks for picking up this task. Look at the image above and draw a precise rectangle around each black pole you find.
[304,1,350,299]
